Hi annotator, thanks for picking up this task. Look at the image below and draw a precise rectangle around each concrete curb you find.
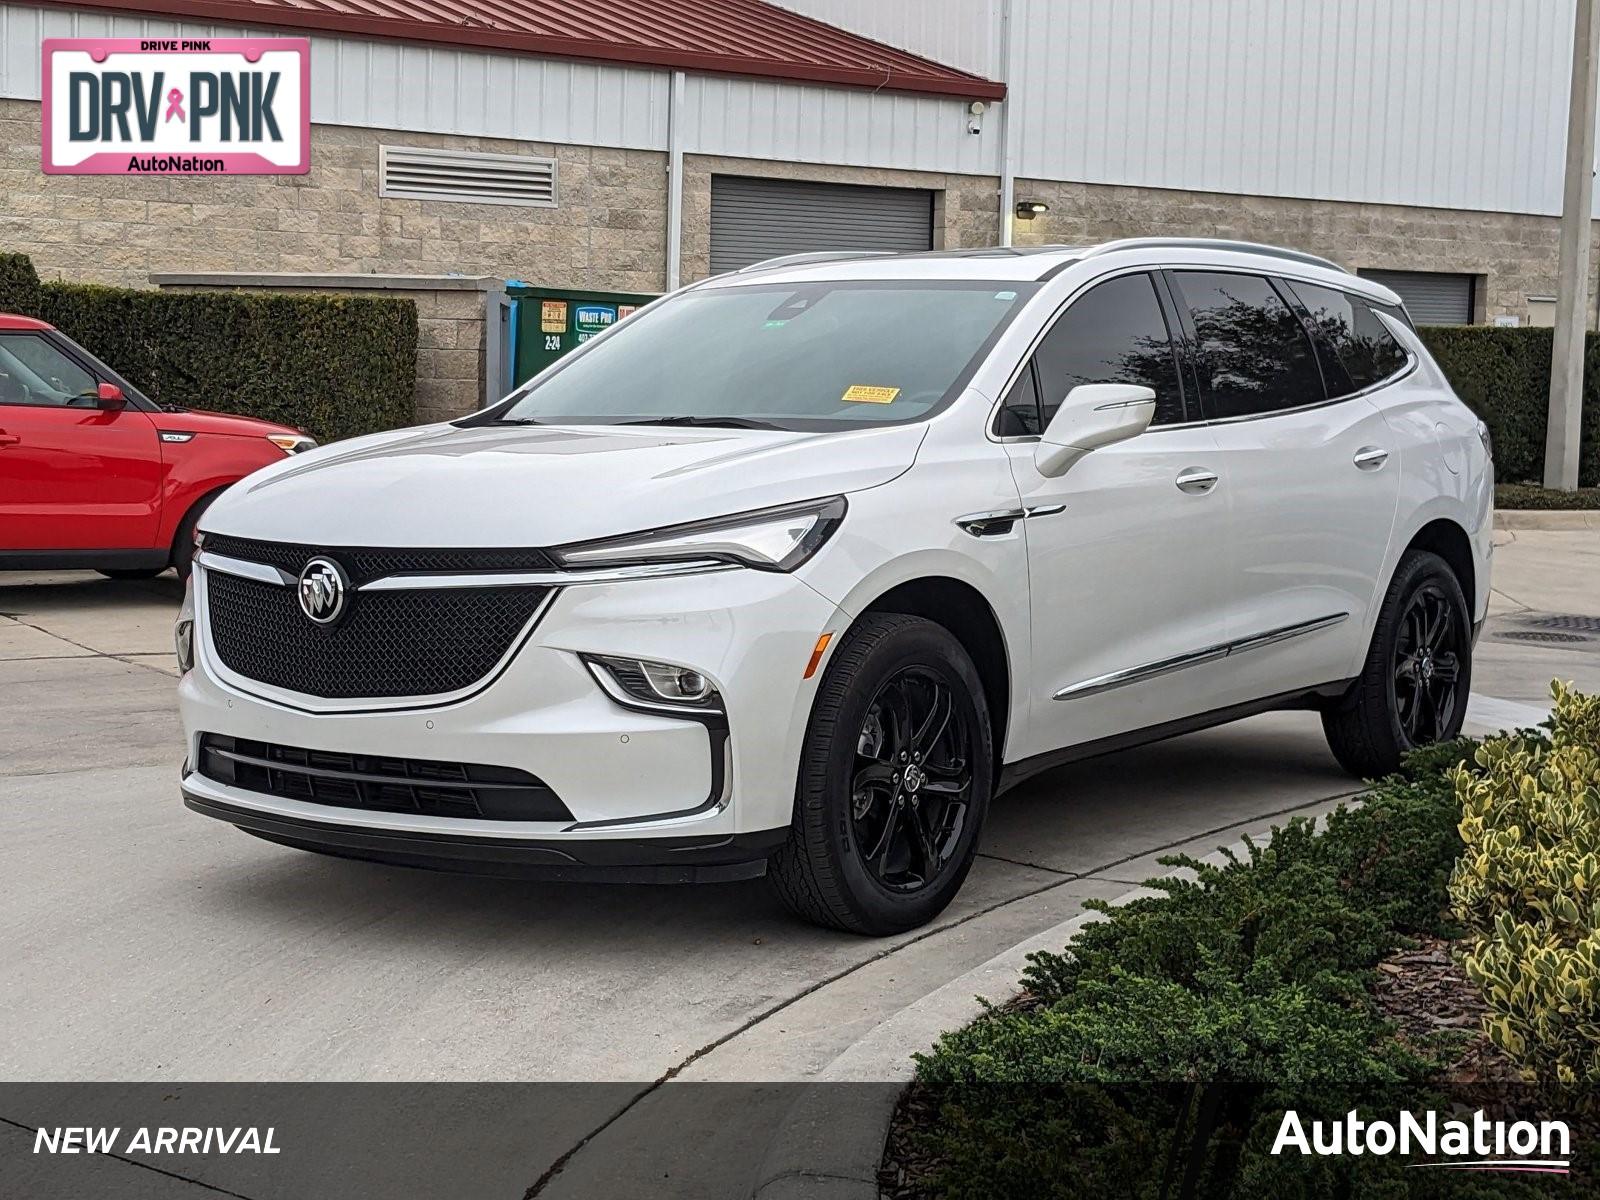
[1494,509,1600,531]
[747,828,1307,1200]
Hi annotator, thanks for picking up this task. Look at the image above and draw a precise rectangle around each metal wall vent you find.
[379,146,557,208]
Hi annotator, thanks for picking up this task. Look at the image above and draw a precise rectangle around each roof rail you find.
[734,250,898,274]
[1079,237,1345,273]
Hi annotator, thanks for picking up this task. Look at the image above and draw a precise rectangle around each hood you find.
[201,420,927,546]
[156,407,302,438]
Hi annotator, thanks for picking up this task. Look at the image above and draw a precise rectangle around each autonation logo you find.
[1272,1109,1571,1175]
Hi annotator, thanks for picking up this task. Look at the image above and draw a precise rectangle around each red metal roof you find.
[44,0,1005,99]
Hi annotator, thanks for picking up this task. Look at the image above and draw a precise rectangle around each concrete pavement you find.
[2,530,1598,1098]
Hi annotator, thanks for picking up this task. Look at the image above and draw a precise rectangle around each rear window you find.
[1286,281,1410,396]
[1171,271,1324,419]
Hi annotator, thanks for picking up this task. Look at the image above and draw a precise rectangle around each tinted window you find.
[997,362,1042,437]
[1032,273,1185,428]
[1287,282,1409,395]
[0,333,97,407]
[1172,272,1324,418]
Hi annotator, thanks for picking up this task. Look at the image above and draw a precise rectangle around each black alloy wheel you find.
[769,613,993,935]
[1391,581,1465,746]
[1322,549,1473,778]
[848,666,974,893]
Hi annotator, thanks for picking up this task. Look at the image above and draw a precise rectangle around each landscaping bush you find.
[1495,483,1600,510]
[1420,325,1600,488]
[898,741,1551,1198]
[1450,682,1600,1082]
[0,252,416,443]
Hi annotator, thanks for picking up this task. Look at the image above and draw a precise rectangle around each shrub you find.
[1420,325,1600,488]
[1450,682,1600,1082]
[898,744,1507,1197]
[1496,483,1600,510]
[0,253,416,443]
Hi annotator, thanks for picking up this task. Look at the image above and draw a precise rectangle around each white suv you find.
[176,239,1492,935]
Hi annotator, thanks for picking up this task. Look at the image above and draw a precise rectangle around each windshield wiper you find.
[487,416,544,425]
[613,415,782,431]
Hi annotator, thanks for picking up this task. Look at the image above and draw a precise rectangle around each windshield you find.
[480,280,1038,431]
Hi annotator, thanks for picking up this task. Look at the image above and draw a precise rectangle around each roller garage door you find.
[710,175,934,274]
[1358,270,1476,324]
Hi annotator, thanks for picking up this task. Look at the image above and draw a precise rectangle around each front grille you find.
[198,734,572,822]
[206,569,550,699]
[203,534,556,585]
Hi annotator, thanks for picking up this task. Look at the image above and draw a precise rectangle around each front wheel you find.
[1322,550,1472,778]
[769,613,993,935]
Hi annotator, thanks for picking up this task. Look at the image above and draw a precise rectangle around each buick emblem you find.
[297,557,348,625]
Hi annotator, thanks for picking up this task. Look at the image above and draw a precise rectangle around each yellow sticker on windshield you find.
[842,385,900,404]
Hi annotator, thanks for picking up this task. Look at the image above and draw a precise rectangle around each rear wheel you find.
[1322,550,1472,778]
[769,614,993,935]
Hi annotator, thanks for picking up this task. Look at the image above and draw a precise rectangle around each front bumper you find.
[181,790,788,882]
[179,560,844,859]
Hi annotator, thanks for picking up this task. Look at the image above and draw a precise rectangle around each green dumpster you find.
[509,285,656,387]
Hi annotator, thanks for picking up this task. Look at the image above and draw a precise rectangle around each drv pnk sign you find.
[42,38,309,175]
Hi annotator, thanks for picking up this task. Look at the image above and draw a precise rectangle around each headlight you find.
[1477,421,1493,462]
[267,433,318,455]
[553,497,846,573]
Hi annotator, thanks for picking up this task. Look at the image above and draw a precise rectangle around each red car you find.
[0,313,315,581]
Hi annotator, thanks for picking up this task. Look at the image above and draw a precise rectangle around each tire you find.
[171,492,221,583]
[1322,550,1473,778]
[769,613,994,935]
[97,567,166,580]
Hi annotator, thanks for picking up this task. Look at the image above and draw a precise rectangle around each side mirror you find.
[94,382,125,409]
[1033,383,1156,477]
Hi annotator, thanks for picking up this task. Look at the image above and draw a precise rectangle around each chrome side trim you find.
[1226,612,1350,655]
[1053,612,1350,701]
[954,508,1027,536]
[195,551,295,587]
[358,559,736,591]
[955,505,1065,536]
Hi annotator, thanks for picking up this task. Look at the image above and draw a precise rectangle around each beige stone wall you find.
[1011,177,1600,325]
[678,154,1002,282]
[0,97,668,294]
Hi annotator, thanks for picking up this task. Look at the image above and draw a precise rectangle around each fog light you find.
[585,654,723,713]
[640,661,713,702]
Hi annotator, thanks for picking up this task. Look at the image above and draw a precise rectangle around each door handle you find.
[0,431,19,448]
[1175,467,1219,495]
[1353,446,1389,470]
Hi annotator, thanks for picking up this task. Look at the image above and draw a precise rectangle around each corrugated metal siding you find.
[1008,0,1577,216]
[680,73,996,176]
[770,0,1004,79]
[709,175,933,273]
[5,0,1598,218]
[1359,270,1476,324]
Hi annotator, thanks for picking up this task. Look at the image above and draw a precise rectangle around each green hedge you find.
[1421,324,1600,488]
[0,252,416,443]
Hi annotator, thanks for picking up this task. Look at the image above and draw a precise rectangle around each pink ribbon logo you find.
[164,87,185,123]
